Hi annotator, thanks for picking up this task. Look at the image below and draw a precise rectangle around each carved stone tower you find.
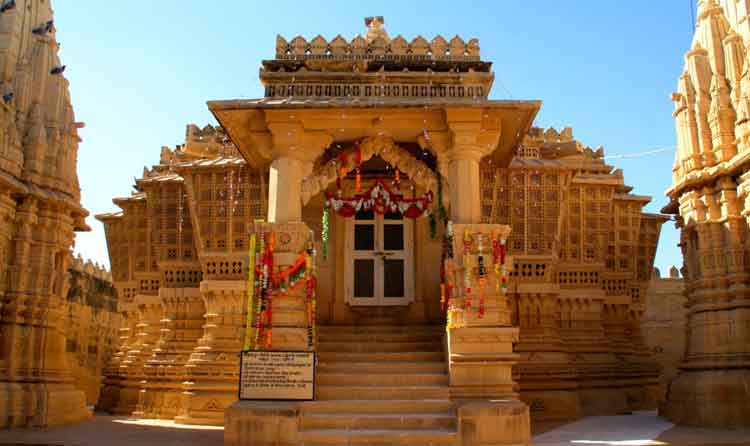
[663,0,750,428]
[0,0,90,427]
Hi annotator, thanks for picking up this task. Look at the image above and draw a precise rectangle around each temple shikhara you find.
[3,1,749,445]
[662,0,750,428]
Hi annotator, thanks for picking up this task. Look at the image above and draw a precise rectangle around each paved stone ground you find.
[533,411,750,446]
[0,411,748,445]
[0,415,224,446]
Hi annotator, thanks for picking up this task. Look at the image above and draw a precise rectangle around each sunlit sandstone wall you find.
[0,0,90,427]
[663,0,750,427]
[97,125,269,425]
[481,127,665,423]
[641,267,686,402]
[64,257,120,406]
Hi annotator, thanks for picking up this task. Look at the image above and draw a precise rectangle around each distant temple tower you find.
[663,0,750,428]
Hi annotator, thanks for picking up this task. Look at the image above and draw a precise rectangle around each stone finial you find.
[364,16,388,43]
[669,265,680,278]
[653,267,661,278]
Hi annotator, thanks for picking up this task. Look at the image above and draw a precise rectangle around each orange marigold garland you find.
[247,227,318,351]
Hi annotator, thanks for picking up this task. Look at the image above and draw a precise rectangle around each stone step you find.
[317,361,447,374]
[301,412,456,430]
[317,351,444,363]
[317,341,443,353]
[317,385,450,400]
[317,372,448,386]
[318,325,444,335]
[300,428,458,446]
[317,332,444,343]
[302,399,454,415]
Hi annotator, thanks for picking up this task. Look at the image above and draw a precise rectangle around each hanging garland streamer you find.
[321,207,329,261]
[247,228,318,351]
[326,178,433,219]
[243,233,257,350]
[441,225,510,326]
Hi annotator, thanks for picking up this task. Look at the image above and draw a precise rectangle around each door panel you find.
[354,259,375,298]
[383,259,405,298]
[345,211,413,306]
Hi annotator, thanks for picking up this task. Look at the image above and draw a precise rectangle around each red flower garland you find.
[326,178,433,219]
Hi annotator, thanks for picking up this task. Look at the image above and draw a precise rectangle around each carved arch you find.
[301,136,449,206]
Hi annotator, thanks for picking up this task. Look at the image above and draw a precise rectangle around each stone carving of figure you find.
[364,16,389,43]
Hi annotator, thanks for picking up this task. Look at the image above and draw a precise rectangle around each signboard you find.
[239,350,315,401]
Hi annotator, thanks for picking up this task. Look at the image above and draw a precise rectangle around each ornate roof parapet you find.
[274,32,480,62]
[183,123,238,158]
[521,126,606,163]
[262,18,492,100]
[70,254,114,283]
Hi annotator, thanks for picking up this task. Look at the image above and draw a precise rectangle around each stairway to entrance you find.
[301,325,457,445]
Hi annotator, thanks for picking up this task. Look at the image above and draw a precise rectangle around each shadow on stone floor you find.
[531,411,750,446]
[0,415,224,446]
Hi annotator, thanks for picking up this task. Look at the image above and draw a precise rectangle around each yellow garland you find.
[243,233,257,350]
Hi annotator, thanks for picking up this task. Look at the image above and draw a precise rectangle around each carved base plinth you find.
[448,326,520,399]
[0,382,89,428]
[225,401,301,446]
[518,390,581,424]
[457,400,530,446]
[662,369,750,428]
[96,375,124,412]
[109,376,142,415]
[139,374,185,419]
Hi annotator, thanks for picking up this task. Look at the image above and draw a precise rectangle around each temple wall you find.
[641,270,686,402]
[64,258,120,406]
[479,132,664,423]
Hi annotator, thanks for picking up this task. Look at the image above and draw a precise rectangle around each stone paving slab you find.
[532,411,750,446]
[0,411,748,446]
[0,415,223,446]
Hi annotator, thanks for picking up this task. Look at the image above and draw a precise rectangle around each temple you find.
[662,0,750,428]
[88,18,668,445]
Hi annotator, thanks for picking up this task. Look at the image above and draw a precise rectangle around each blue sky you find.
[55,1,692,274]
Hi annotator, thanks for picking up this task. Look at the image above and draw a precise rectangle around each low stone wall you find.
[64,257,121,406]
[641,269,685,402]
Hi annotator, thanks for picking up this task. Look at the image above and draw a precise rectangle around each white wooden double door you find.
[344,209,414,306]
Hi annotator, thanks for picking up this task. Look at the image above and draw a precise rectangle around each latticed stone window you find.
[480,165,564,256]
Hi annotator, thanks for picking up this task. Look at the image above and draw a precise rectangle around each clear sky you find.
[54,1,693,275]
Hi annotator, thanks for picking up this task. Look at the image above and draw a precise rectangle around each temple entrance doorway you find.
[344,208,414,306]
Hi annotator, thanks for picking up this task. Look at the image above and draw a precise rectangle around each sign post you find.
[239,350,315,401]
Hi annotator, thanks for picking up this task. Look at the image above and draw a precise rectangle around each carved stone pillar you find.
[265,119,332,224]
[269,156,304,223]
[443,224,528,444]
[224,222,316,442]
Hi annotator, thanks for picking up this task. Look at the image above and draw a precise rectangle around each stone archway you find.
[300,135,449,207]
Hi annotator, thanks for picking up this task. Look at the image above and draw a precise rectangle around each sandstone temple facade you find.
[0,0,93,427]
[662,0,750,428]
[94,19,667,445]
